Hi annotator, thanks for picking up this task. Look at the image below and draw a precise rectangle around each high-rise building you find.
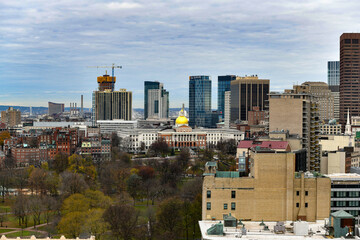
[93,73,132,122]
[230,75,269,123]
[328,61,340,86]
[217,75,236,118]
[48,102,64,115]
[224,91,231,128]
[329,86,340,120]
[340,33,360,124]
[268,90,321,172]
[189,76,212,128]
[1,107,21,127]
[293,82,334,121]
[144,81,169,120]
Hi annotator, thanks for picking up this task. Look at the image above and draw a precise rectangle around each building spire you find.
[345,108,352,135]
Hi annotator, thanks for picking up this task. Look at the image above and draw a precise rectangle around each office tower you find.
[144,81,169,119]
[48,102,64,115]
[230,75,269,123]
[328,61,340,86]
[93,73,132,122]
[224,91,231,128]
[218,75,236,118]
[293,82,334,121]
[189,76,212,128]
[1,107,21,127]
[328,61,340,120]
[268,90,321,172]
[81,95,84,116]
[340,33,360,124]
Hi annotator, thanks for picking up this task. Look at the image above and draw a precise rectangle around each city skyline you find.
[2,0,360,108]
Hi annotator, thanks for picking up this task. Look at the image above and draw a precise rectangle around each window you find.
[207,191,211,198]
[231,191,236,198]
[224,204,228,210]
[305,203,308,208]
[296,203,299,208]
[305,191,308,196]
[336,201,346,207]
[349,191,359,197]
[296,191,299,196]
[231,202,236,210]
[349,201,359,207]
[337,192,347,197]
[207,202,211,210]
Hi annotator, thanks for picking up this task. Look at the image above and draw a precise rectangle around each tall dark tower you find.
[340,33,360,125]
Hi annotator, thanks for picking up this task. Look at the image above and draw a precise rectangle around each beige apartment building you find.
[1,107,21,127]
[202,151,331,222]
[294,82,334,121]
[268,92,321,171]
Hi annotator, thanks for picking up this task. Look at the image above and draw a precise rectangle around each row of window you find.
[206,202,236,210]
[207,190,236,199]
[331,201,359,207]
[331,191,360,197]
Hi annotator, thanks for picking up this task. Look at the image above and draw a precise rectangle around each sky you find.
[1,0,360,108]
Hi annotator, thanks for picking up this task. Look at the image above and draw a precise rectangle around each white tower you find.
[345,108,352,135]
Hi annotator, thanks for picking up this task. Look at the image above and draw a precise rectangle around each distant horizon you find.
[2,0,355,108]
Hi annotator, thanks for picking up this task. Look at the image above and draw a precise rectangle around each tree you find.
[28,168,47,195]
[216,139,237,155]
[42,196,58,224]
[158,159,182,188]
[28,137,39,148]
[156,197,183,238]
[103,204,139,240]
[111,132,120,148]
[0,131,10,147]
[12,194,29,227]
[28,196,43,227]
[0,169,13,202]
[58,211,87,238]
[52,153,69,174]
[82,209,108,240]
[148,140,169,157]
[177,148,190,170]
[126,174,143,205]
[137,166,155,181]
[68,154,97,184]
[0,207,8,227]
[60,171,88,196]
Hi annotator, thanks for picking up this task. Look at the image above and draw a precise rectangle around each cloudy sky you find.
[0,0,359,108]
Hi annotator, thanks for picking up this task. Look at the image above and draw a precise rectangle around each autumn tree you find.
[52,153,69,174]
[0,131,10,147]
[177,148,190,170]
[156,197,183,239]
[148,140,169,157]
[103,204,139,240]
[60,171,88,196]
[126,174,143,205]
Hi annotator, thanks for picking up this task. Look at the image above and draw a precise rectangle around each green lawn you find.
[0,228,16,233]
[6,230,42,238]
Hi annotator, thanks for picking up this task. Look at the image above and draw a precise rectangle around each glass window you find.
[296,191,299,196]
[305,203,308,208]
[231,191,236,198]
[349,191,359,197]
[224,203,228,210]
[231,202,236,210]
[337,192,347,197]
[207,202,211,210]
[207,190,211,198]
[305,191,308,196]
[296,203,299,208]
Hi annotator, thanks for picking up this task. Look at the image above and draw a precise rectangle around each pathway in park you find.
[0,222,50,237]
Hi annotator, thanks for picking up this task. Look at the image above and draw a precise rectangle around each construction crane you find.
[88,63,122,91]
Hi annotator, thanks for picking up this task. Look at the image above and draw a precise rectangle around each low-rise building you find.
[202,150,331,222]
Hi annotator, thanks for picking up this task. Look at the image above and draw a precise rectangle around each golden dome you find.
[176,116,189,125]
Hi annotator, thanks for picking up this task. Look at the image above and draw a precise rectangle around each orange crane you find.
[88,63,122,91]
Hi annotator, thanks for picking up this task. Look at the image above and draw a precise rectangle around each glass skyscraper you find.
[218,75,236,118]
[328,61,340,86]
[189,76,212,128]
[144,81,169,119]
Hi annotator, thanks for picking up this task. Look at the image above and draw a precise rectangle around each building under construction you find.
[93,71,132,123]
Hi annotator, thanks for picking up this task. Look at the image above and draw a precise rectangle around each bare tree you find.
[28,196,43,227]
[60,171,88,196]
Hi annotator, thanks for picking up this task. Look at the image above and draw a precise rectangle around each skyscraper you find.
[93,73,132,122]
[48,102,65,115]
[1,107,21,127]
[218,75,236,118]
[189,76,212,128]
[340,33,360,124]
[230,75,269,123]
[144,81,169,119]
[328,61,340,86]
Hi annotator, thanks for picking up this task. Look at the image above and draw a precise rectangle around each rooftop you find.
[238,140,289,150]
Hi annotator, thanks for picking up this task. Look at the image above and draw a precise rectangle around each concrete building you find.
[268,92,321,171]
[293,82,334,121]
[340,33,360,124]
[94,89,132,121]
[97,120,138,135]
[224,91,231,128]
[144,81,169,120]
[321,122,342,135]
[230,75,269,123]
[319,135,354,151]
[48,102,64,115]
[1,107,21,127]
[202,150,331,222]
[330,86,340,120]
[326,173,360,217]
[321,151,347,174]
[189,76,212,128]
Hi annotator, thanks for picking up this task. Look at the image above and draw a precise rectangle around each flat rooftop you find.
[199,220,339,240]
